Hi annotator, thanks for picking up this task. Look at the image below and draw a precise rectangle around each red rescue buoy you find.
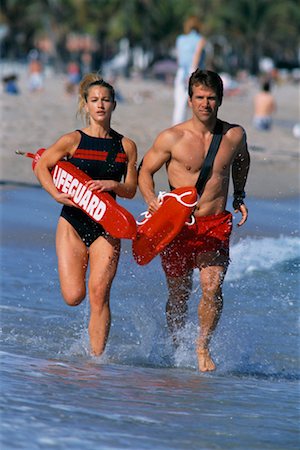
[17,148,137,240]
[132,187,198,265]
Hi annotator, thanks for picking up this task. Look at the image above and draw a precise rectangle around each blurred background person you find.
[27,49,44,93]
[172,16,206,125]
[2,74,19,95]
[65,60,81,95]
[253,79,276,131]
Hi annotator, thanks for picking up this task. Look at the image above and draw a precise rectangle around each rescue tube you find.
[132,187,198,265]
[17,148,137,240]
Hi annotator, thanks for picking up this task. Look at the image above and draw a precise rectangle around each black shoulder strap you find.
[195,119,223,195]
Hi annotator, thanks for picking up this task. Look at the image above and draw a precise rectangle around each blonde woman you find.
[34,73,137,356]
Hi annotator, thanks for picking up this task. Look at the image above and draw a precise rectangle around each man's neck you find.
[192,117,218,136]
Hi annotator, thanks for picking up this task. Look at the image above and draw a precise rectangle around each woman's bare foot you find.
[197,348,216,372]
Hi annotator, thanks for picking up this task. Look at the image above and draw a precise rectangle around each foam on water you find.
[227,235,300,280]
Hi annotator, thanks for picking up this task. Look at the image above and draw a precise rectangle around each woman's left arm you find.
[114,137,138,198]
[86,137,138,198]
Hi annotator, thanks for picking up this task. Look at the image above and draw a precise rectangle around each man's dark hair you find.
[188,69,224,105]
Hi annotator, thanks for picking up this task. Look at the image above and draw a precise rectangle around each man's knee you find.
[201,288,223,314]
[167,273,193,298]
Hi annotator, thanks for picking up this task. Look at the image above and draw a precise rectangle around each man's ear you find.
[113,101,117,111]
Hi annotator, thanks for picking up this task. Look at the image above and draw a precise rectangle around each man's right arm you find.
[231,128,250,226]
[138,131,172,214]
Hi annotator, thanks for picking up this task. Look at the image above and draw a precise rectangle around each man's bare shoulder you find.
[156,123,186,144]
[155,121,194,149]
[221,120,247,145]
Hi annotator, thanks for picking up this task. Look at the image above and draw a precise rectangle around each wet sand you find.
[0,70,299,198]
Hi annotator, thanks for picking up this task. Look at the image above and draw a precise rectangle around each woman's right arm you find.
[191,37,206,72]
[34,132,80,206]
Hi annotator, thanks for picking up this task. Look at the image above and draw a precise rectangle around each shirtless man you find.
[253,80,276,131]
[138,69,250,372]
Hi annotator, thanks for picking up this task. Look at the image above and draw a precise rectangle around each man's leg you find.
[165,271,193,345]
[197,263,227,372]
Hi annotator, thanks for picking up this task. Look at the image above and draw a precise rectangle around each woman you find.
[172,16,206,125]
[34,73,137,356]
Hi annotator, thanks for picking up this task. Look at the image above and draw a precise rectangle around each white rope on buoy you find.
[136,190,198,226]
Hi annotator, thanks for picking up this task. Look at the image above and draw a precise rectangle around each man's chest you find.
[171,139,235,174]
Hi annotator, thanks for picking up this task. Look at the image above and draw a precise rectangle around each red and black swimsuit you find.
[60,129,128,246]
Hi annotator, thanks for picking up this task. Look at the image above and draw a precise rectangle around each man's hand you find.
[234,203,248,227]
[147,197,161,215]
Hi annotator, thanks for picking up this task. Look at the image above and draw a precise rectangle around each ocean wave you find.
[227,235,300,281]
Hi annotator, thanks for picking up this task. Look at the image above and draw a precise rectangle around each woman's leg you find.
[87,235,120,356]
[56,217,89,306]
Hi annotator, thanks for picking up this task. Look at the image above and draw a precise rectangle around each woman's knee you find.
[88,282,110,306]
[61,286,86,306]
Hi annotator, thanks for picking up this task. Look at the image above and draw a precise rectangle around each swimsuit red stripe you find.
[72,149,127,162]
[73,149,108,157]
[72,154,108,161]
[115,154,128,163]
[73,149,108,161]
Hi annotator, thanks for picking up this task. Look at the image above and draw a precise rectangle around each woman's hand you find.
[85,179,118,192]
[54,192,76,206]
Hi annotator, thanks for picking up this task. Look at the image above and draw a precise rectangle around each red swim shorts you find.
[160,210,233,277]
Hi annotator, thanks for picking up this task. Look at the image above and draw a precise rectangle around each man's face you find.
[188,84,220,122]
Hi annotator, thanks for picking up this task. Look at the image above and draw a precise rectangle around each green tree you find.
[1,0,299,74]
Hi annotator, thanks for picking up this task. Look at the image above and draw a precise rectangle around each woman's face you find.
[85,86,116,123]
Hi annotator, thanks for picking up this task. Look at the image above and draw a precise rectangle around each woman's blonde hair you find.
[77,73,116,124]
[183,16,201,34]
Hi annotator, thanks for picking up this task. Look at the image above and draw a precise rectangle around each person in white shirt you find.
[172,16,206,125]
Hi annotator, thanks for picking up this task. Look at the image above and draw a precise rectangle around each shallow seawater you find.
[1,187,299,450]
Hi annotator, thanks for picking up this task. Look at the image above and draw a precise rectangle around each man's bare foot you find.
[197,348,216,372]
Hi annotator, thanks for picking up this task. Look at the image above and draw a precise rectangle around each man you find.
[138,69,250,372]
[253,79,276,131]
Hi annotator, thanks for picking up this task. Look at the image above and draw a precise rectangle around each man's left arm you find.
[232,128,250,227]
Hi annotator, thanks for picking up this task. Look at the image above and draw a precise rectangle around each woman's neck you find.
[83,124,111,138]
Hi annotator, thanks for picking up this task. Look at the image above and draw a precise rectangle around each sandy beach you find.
[1,68,299,199]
